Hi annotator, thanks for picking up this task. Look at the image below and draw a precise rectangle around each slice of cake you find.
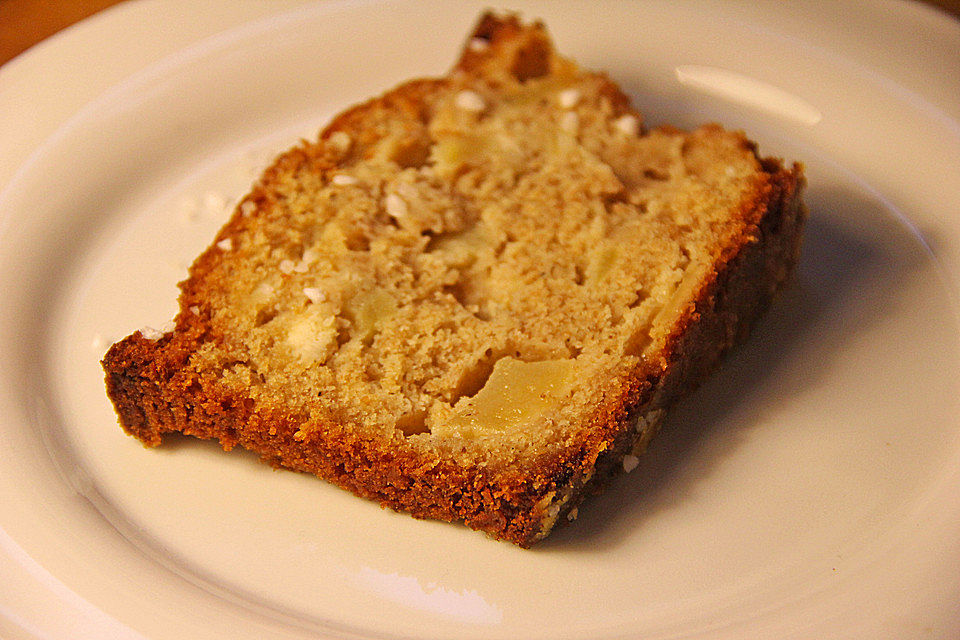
[102,13,805,546]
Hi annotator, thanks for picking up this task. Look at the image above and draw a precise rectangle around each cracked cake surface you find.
[102,13,806,546]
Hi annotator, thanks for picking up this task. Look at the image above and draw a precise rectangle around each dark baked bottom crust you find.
[101,15,806,547]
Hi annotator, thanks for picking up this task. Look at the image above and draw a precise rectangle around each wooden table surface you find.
[2,0,959,68]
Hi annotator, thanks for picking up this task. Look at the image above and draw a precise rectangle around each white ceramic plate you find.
[2,1,959,638]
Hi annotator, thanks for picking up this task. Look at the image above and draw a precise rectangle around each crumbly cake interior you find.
[181,38,765,468]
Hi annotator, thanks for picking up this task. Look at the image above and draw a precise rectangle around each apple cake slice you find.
[102,13,805,546]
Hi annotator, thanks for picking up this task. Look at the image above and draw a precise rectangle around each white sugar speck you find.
[140,326,164,341]
[90,333,108,353]
[455,90,486,112]
[558,88,581,109]
[622,454,640,473]
[240,200,257,217]
[216,238,233,251]
[328,131,352,153]
[303,287,325,304]
[203,191,226,215]
[614,114,639,136]
[468,37,489,52]
[189,305,200,315]
[385,193,408,219]
[332,174,357,186]
[279,259,296,274]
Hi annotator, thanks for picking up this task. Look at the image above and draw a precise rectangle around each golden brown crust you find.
[101,13,806,547]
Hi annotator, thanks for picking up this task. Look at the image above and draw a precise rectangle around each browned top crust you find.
[102,12,806,546]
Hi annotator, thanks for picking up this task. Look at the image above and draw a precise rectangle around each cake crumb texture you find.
[102,13,806,546]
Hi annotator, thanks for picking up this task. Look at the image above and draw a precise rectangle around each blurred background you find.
[1,0,959,68]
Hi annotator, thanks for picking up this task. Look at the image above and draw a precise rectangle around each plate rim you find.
[2,1,960,639]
